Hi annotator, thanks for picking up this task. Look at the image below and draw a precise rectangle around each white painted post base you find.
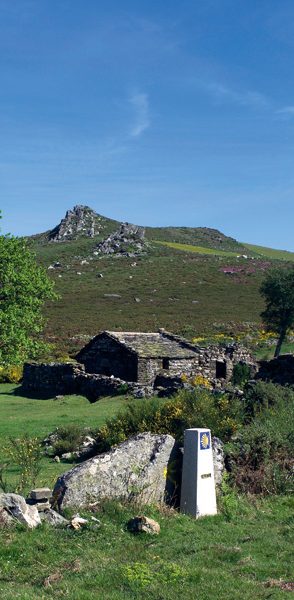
[180,428,217,518]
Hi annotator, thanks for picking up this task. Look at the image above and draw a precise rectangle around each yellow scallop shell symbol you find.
[201,433,209,448]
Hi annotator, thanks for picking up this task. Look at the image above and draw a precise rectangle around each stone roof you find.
[77,330,199,360]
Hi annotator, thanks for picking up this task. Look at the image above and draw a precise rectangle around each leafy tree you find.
[0,223,57,365]
[260,267,294,357]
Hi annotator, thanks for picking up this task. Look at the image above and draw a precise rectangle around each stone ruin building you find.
[76,329,256,384]
[22,329,257,401]
[76,330,200,384]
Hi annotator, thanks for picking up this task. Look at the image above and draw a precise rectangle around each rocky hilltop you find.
[95,222,148,257]
[49,205,108,242]
[47,205,149,256]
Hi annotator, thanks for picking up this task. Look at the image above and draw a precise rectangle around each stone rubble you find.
[40,509,69,527]
[94,222,148,257]
[27,488,52,512]
[127,516,160,534]
[0,493,41,528]
[70,514,89,529]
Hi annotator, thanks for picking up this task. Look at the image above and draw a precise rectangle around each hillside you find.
[146,225,249,253]
[28,205,294,354]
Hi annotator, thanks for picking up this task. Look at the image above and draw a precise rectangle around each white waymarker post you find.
[180,428,217,518]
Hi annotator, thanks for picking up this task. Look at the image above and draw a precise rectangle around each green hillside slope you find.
[146,225,248,252]
[27,207,293,354]
[154,241,240,257]
[244,243,294,262]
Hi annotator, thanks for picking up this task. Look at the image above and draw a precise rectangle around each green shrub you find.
[226,385,294,494]
[231,363,251,387]
[0,464,9,493]
[52,424,85,456]
[95,389,242,453]
[218,473,250,521]
[117,383,129,394]
[242,381,293,420]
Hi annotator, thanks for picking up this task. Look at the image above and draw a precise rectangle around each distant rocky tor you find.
[94,222,148,257]
[47,205,148,257]
[49,205,109,242]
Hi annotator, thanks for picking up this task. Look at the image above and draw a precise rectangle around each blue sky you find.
[1,0,294,249]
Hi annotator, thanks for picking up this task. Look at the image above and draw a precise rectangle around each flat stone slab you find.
[35,501,51,512]
[30,488,51,500]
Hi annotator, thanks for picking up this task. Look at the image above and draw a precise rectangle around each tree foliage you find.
[260,267,294,357]
[0,230,57,365]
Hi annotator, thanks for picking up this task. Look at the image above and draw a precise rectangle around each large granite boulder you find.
[0,493,41,528]
[53,433,177,510]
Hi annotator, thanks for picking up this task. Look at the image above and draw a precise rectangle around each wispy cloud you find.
[197,80,270,109]
[276,105,294,115]
[198,79,294,118]
[129,93,150,137]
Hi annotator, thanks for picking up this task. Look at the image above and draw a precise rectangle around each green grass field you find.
[154,240,240,257]
[0,384,293,599]
[0,496,293,599]
[244,243,294,262]
[0,384,128,489]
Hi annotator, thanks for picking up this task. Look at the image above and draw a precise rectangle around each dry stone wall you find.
[22,362,155,402]
[256,354,294,386]
[22,362,84,397]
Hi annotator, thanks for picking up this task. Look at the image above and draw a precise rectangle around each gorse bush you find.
[0,365,23,383]
[181,373,211,388]
[3,435,43,494]
[95,388,242,453]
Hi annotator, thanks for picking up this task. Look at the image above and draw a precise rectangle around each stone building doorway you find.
[162,358,170,370]
[216,360,227,379]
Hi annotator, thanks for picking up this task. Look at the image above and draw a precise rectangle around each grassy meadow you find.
[0,383,293,599]
[0,495,293,599]
[244,243,294,262]
[0,384,128,489]
[154,240,240,257]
